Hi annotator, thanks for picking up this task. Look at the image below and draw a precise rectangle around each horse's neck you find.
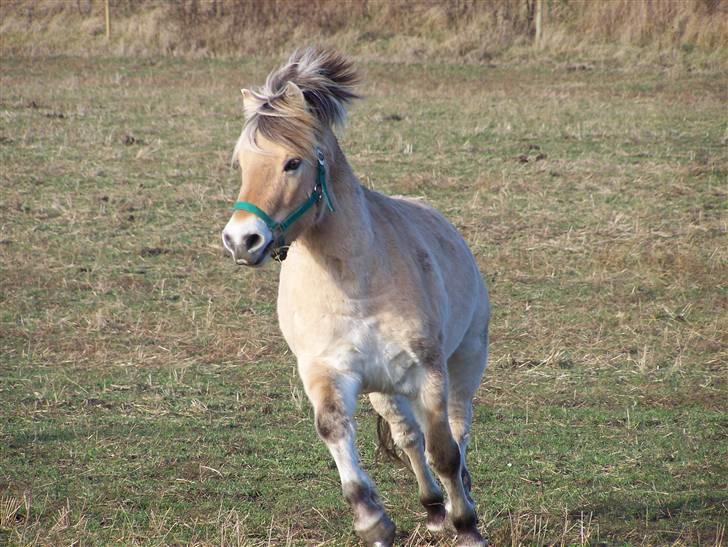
[296,141,374,261]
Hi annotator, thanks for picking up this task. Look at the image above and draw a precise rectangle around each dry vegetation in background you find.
[1,0,727,65]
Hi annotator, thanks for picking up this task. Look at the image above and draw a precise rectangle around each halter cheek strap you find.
[232,148,335,251]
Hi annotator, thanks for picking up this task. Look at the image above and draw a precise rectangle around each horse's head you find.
[222,48,359,266]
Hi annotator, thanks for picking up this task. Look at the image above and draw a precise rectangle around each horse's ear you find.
[241,88,262,119]
[282,81,306,110]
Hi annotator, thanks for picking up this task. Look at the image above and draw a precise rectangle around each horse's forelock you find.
[232,48,360,165]
[263,47,360,128]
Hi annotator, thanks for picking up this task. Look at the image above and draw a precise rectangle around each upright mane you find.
[233,47,361,161]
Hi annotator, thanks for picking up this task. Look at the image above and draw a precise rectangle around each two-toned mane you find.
[233,48,359,161]
[222,48,490,546]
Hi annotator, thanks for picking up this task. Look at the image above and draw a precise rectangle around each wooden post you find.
[535,0,543,47]
[104,0,110,40]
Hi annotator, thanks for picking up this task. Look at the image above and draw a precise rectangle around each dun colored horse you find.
[222,48,490,546]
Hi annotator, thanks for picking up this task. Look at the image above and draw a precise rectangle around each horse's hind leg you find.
[415,346,485,546]
[447,315,489,505]
[369,392,447,531]
[301,363,395,547]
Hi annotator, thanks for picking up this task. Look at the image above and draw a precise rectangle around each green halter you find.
[232,148,335,253]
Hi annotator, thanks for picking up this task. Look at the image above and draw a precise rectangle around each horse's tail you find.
[376,414,411,470]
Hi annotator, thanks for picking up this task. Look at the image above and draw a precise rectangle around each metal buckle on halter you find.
[312,180,323,201]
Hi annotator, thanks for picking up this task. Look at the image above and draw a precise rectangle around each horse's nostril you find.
[244,233,262,251]
[223,232,233,248]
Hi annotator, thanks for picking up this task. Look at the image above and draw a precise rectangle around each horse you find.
[221,48,490,547]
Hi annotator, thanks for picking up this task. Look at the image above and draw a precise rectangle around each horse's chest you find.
[280,307,423,396]
[343,319,424,395]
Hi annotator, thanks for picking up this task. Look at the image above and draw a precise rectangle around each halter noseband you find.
[232,148,334,259]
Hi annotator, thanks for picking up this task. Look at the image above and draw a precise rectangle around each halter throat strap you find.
[232,148,334,249]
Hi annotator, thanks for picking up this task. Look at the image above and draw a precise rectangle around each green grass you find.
[0,55,726,546]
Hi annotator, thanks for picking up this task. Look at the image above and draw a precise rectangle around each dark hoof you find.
[425,502,447,532]
[357,513,396,547]
[455,529,487,547]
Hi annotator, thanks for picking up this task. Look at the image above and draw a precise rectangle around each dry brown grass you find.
[1,0,727,64]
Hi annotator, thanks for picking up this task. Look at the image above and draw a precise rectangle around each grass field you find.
[1,54,726,546]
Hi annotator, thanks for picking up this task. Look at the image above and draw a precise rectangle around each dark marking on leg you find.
[451,481,481,544]
[421,492,447,530]
[420,491,445,508]
[343,481,375,508]
[429,436,461,477]
[315,400,349,442]
[452,511,478,532]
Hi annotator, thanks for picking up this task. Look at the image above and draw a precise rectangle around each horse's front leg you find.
[300,362,396,547]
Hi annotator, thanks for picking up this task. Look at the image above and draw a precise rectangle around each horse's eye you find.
[283,158,302,172]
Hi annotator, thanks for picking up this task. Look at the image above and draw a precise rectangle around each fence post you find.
[105,0,110,40]
[535,0,543,46]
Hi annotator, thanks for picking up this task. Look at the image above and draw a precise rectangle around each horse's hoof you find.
[455,529,487,547]
[425,503,448,532]
[357,513,396,547]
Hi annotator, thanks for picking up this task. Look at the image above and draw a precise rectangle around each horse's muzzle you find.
[222,217,272,267]
[225,235,270,266]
